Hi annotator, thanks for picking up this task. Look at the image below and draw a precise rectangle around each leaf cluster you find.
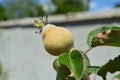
[0,0,45,20]
[53,26,120,80]
[51,0,88,14]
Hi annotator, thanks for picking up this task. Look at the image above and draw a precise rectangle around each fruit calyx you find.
[34,16,48,33]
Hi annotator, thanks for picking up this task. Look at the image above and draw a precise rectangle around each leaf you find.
[69,50,84,79]
[53,59,75,80]
[56,52,70,66]
[97,55,120,80]
[87,26,120,47]
[56,49,84,80]
[88,66,100,74]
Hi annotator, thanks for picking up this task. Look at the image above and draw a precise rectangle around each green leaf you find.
[88,66,100,74]
[53,59,75,80]
[97,55,120,80]
[69,50,84,79]
[87,26,120,47]
[56,49,84,80]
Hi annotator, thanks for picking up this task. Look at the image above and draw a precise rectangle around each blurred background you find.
[0,0,120,80]
[0,0,120,20]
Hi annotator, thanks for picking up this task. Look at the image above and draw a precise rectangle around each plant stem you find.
[83,48,93,56]
[83,72,90,80]
[93,74,97,80]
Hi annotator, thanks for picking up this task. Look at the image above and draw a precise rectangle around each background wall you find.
[0,8,120,80]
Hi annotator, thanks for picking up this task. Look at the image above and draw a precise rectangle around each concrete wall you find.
[0,8,120,80]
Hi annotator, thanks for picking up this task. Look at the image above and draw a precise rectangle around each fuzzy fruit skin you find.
[41,24,74,56]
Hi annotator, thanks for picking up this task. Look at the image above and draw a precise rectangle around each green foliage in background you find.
[4,0,45,19]
[115,3,120,8]
[0,0,45,20]
[0,0,90,20]
[51,0,88,14]
[0,4,7,20]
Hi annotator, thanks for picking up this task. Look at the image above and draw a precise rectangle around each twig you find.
[83,48,93,56]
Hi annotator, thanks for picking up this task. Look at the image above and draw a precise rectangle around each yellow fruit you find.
[34,18,74,56]
[41,24,74,56]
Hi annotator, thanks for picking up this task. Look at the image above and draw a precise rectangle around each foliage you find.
[2,0,45,19]
[53,26,120,80]
[114,3,120,8]
[56,50,84,80]
[87,26,120,47]
[51,0,89,14]
[0,0,90,20]
[0,0,89,20]
[97,55,120,80]
[34,19,120,80]
[0,4,7,20]
[36,5,45,16]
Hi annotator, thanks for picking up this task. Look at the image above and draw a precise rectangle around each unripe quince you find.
[42,24,74,56]
[34,18,74,56]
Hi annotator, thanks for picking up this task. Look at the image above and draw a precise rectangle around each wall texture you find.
[0,8,120,80]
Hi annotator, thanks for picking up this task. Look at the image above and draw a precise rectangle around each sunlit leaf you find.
[97,55,120,80]
[56,49,84,80]
[69,50,84,79]
[87,26,120,47]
